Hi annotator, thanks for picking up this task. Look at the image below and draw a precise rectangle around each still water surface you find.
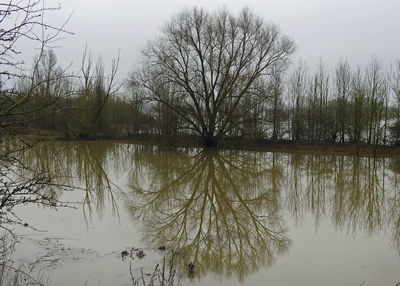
[8,141,400,285]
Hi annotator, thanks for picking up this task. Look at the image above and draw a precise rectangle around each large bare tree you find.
[131,7,295,146]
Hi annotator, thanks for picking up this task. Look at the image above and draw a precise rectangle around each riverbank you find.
[221,138,400,158]
[11,128,400,158]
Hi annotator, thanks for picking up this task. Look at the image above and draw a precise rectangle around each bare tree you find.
[266,68,285,140]
[75,49,121,137]
[0,0,70,77]
[334,59,352,143]
[0,1,71,283]
[393,62,400,118]
[365,57,386,146]
[0,0,72,131]
[288,61,308,141]
[350,67,366,144]
[311,59,330,141]
[131,7,294,146]
[390,61,400,143]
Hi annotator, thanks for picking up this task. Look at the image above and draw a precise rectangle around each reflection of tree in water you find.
[17,141,124,220]
[330,156,385,234]
[125,148,400,281]
[286,154,400,255]
[387,158,400,255]
[4,140,400,283]
[12,142,400,260]
[126,150,289,281]
[1,140,125,284]
[390,196,400,255]
[0,138,78,285]
[0,139,83,236]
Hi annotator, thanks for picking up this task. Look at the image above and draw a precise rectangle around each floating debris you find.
[187,262,195,277]
[136,249,146,260]
[121,250,129,261]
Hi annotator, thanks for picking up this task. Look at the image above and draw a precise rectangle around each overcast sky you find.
[35,0,400,79]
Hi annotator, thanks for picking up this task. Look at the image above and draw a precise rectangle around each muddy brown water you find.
[3,140,400,285]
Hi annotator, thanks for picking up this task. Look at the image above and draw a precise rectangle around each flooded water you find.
[2,140,400,285]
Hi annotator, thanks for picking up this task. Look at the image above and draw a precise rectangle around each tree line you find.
[4,52,400,147]
[2,7,400,148]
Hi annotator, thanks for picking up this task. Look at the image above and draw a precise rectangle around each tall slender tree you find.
[334,60,352,143]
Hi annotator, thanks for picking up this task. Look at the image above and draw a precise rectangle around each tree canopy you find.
[131,7,295,146]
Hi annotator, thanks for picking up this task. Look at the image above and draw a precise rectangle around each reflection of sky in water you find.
[5,141,400,286]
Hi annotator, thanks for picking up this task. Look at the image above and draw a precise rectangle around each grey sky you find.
[38,0,400,79]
